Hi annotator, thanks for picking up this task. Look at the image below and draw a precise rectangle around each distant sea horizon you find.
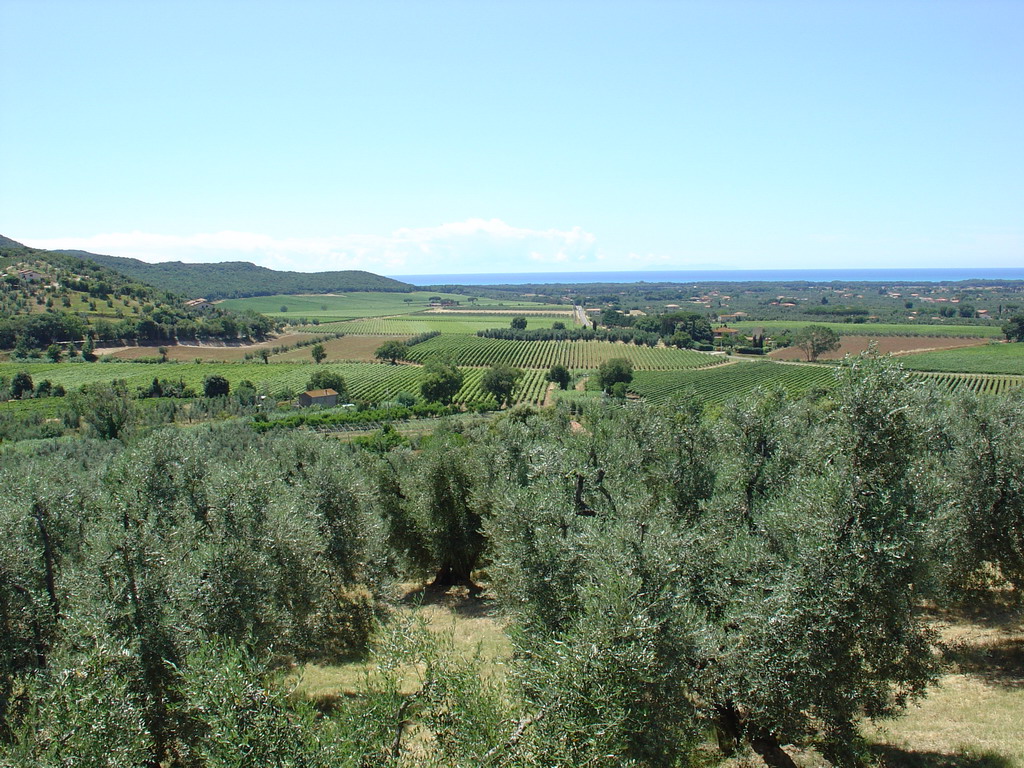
[388,268,1024,286]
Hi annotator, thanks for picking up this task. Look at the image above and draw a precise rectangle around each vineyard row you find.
[406,335,721,371]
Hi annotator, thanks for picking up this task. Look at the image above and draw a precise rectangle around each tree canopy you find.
[481,363,524,407]
[545,363,571,390]
[307,370,349,400]
[597,357,633,392]
[420,358,464,405]
[1,353,1021,766]
[1003,313,1024,341]
[792,324,841,361]
[374,340,409,364]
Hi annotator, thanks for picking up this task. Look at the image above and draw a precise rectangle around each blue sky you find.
[2,0,1021,275]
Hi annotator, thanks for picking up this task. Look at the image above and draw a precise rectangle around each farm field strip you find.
[630,362,837,405]
[299,315,568,335]
[897,343,1024,375]
[630,361,1024,405]
[406,335,722,370]
[270,335,406,362]
[218,292,570,320]
[99,334,324,362]
[0,361,552,406]
[424,308,572,317]
[910,370,1024,396]
[218,291,454,319]
[766,334,989,361]
[732,320,1003,338]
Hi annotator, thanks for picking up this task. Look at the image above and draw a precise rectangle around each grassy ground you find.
[289,588,1024,768]
[288,584,511,703]
[865,602,1024,768]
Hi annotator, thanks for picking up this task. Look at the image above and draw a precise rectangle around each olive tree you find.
[69,381,136,439]
[936,389,1024,592]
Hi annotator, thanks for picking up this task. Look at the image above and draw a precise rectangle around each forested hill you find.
[0,236,276,347]
[61,249,414,299]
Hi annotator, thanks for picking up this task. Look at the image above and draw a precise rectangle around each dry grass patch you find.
[865,604,1024,768]
[287,583,510,706]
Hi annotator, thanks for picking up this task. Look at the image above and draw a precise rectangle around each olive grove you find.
[0,354,1021,767]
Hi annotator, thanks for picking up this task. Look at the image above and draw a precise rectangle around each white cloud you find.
[23,219,602,275]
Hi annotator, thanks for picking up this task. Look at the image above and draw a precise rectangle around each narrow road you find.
[574,305,589,327]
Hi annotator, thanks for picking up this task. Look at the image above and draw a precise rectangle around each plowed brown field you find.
[98,334,320,362]
[768,335,987,361]
[271,335,412,362]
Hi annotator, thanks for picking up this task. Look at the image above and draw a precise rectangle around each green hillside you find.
[0,236,274,349]
[66,250,413,299]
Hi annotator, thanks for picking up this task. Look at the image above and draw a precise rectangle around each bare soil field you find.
[272,334,411,362]
[768,335,988,362]
[98,333,320,362]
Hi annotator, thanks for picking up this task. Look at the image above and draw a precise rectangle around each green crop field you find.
[732,320,1004,339]
[629,360,1024,406]
[405,335,722,371]
[300,314,570,335]
[911,370,1024,396]
[218,292,569,321]
[630,361,837,405]
[218,291,462,320]
[898,342,1024,374]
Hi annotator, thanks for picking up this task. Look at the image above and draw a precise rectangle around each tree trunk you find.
[748,729,799,768]
[714,703,743,756]
[431,563,481,595]
[32,501,61,621]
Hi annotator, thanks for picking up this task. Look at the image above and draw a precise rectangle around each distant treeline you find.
[69,250,414,299]
[0,308,275,350]
[479,326,662,346]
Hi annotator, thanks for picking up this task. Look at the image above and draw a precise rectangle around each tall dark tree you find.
[203,374,230,398]
[420,359,463,405]
[482,364,524,408]
[545,364,571,390]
